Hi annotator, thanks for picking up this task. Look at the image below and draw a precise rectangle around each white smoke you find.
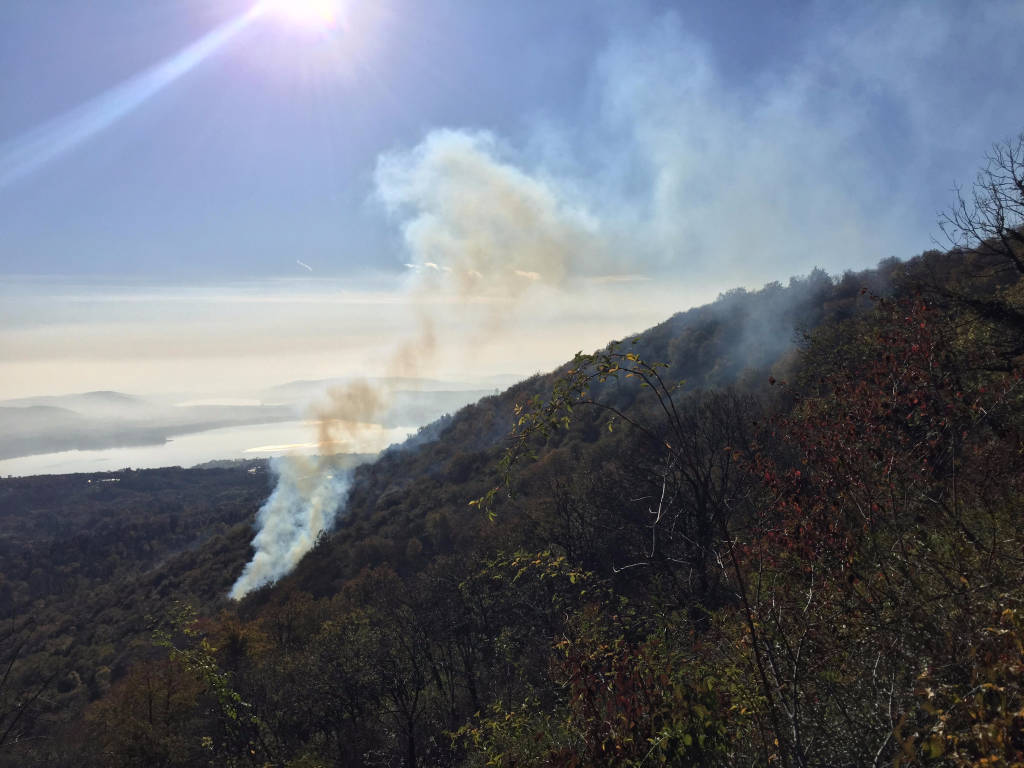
[229,132,602,600]
[229,381,387,599]
[228,455,351,599]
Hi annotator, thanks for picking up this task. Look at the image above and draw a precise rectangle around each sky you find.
[1,0,1023,400]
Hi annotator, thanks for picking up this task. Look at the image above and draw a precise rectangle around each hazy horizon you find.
[0,272,714,401]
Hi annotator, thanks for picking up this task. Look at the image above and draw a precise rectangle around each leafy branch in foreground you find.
[153,603,278,766]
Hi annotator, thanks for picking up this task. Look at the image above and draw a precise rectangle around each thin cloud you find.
[586,274,652,284]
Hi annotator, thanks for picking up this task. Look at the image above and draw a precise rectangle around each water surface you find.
[0,420,412,477]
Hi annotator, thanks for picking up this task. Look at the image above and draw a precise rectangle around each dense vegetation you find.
[0,463,270,762]
[3,136,1023,766]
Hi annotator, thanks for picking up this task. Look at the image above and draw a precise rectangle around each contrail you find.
[0,7,262,189]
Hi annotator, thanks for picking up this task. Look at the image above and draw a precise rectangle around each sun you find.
[255,0,342,29]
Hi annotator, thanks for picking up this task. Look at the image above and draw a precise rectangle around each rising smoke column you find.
[229,130,602,599]
[230,380,386,598]
[228,454,351,600]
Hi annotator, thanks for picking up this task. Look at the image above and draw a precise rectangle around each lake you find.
[0,419,415,477]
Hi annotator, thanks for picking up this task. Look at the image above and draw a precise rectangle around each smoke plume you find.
[228,455,349,600]
[229,2,1024,598]
[375,129,603,296]
[229,131,599,599]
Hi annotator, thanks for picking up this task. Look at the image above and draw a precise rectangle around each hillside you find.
[268,264,886,601]
[3,229,1023,766]
[0,464,269,762]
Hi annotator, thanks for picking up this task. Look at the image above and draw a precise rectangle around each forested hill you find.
[4,214,1024,766]
[264,261,896,601]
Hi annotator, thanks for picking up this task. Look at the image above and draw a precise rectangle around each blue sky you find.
[1,0,619,278]
[1,0,1023,398]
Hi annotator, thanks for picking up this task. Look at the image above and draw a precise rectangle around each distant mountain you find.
[0,404,82,421]
[3,390,151,418]
[76,390,145,404]
[0,382,509,463]
[262,374,519,402]
[0,392,297,461]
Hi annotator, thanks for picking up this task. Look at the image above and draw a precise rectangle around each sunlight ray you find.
[0,8,260,189]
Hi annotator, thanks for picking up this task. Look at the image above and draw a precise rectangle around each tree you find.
[491,291,1024,767]
[84,657,203,768]
[0,638,60,755]
[933,131,1024,357]
[480,343,765,612]
[733,296,1024,766]
[940,132,1024,277]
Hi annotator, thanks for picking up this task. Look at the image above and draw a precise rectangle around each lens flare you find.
[256,0,341,29]
[0,9,259,190]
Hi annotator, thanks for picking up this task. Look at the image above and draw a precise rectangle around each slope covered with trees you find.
[0,463,270,761]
